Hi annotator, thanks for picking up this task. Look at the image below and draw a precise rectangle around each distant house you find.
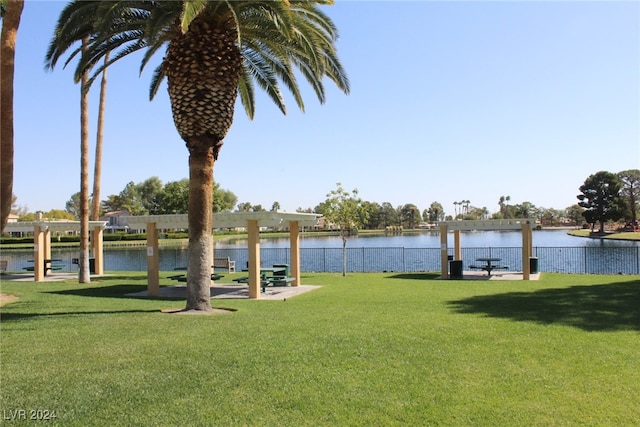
[100,210,131,233]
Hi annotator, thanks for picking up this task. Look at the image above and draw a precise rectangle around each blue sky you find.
[11,1,640,217]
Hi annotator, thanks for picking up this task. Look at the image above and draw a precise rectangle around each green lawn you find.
[1,272,639,426]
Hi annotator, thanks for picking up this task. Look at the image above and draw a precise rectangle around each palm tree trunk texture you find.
[186,140,214,311]
[0,0,24,232]
[79,37,91,284]
[91,53,109,221]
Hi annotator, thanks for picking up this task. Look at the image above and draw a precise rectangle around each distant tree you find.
[271,201,280,212]
[400,204,421,229]
[577,171,625,233]
[323,183,368,276]
[566,204,584,226]
[427,202,444,223]
[236,202,253,212]
[539,207,564,227]
[363,202,383,229]
[380,202,397,227]
[212,183,237,213]
[65,192,83,219]
[157,179,189,214]
[137,177,164,215]
[618,169,640,225]
[513,201,538,219]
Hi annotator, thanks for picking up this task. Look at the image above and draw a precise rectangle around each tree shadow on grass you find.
[1,308,160,323]
[47,284,185,301]
[387,273,441,281]
[448,279,640,332]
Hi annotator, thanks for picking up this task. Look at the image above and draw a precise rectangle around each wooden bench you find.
[213,257,236,273]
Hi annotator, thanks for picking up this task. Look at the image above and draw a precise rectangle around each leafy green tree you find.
[323,183,368,276]
[400,204,421,229]
[47,0,349,311]
[212,183,237,213]
[566,204,584,226]
[426,201,444,223]
[363,202,383,229]
[157,179,189,214]
[577,171,625,233]
[618,169,640,225]
[65,192,82,219]
[137,177,164,215]
[271,202,281,212]
[380,202,397,228]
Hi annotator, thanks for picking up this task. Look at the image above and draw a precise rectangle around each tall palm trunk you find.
[0,0,24,232]
[79,37,91,283]
[164,16,242,311]
[186,141,214,309]
[91,52,109,222]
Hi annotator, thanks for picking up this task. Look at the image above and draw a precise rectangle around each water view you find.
[221,229,639,249]
[2,230,638,275]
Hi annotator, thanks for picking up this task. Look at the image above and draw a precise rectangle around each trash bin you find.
[89,258,96,274]
[529,257,538,274]
[449,260,463,279]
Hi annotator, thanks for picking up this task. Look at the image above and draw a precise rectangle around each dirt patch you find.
[0,293,19,307]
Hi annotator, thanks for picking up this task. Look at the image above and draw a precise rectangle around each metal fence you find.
[2,246,639,275]
[214,246,640,275]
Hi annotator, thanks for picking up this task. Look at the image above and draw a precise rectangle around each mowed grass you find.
[1,272,639,426]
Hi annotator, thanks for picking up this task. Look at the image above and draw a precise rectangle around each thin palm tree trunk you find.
[0,0,24,232]
[91,52,109,222]
[79,37,91,283]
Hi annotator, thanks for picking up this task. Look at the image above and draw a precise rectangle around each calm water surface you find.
[220,229,639,249]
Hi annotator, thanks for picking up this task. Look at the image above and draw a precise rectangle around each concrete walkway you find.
[126,284,321,301]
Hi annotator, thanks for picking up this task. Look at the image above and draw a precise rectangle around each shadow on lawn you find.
[387,273,441,280]
[448,279,640,332]
[1,308,160,322]
[48,284,184,301]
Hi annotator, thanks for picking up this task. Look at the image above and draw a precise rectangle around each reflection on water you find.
[219,229,639,249]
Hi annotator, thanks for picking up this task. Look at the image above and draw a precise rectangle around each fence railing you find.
[2,246,638,275]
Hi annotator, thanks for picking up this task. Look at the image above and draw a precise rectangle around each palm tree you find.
[0,0,25,232]
[48,1,349,311]
[91,52,109,222]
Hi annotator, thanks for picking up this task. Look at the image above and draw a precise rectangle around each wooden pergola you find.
[123,212,322,299]
[439,218,537,280]
[3,220,108,281]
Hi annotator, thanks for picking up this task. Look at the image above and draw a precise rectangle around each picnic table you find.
[234,265,294,292]
[469,257,509,277]
[23,259,64,276]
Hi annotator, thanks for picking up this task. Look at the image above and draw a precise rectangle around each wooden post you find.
[454,229,462,260]
[522,222,531,280]
[146,222,160,296]
[247,220,261,299]
[92,226,104,275]
[33,225,45,282]
[289,221,300,286]
[440,223,448,279]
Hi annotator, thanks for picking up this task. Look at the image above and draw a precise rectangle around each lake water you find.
[2,230,638,275]
[220,229,640,249]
